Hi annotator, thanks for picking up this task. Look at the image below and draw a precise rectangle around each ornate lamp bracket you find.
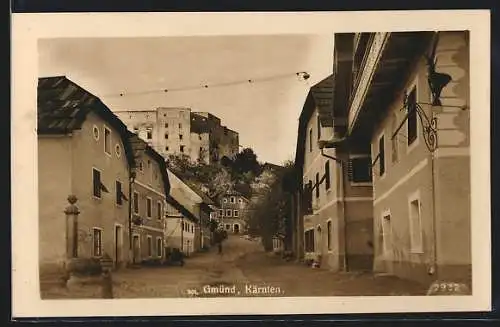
[401,92,438,153]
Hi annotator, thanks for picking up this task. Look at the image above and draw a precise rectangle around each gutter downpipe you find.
[128,170,136,265]
[430,130,438,278]
[320,148,348,271]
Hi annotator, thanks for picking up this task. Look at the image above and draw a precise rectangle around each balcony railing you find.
[348,32,390,133]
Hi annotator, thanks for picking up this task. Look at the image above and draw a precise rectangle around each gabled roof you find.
[165,194,198,223]
[185,182,216,206]
[294,74,334,174]
[38,76,135,168]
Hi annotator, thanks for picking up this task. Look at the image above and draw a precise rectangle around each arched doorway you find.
[233,224,240,234]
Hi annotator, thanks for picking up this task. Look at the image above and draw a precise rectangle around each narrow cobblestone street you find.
[41,235,427,299]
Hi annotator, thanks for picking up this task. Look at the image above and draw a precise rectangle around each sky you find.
[38,35,334,165]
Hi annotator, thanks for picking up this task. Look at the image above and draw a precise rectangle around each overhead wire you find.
[101,71,311,98]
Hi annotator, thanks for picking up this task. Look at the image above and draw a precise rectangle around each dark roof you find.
[165,194,198,223]
[38,76,135,168]
[127,131,171,196]
[294,75,335,174]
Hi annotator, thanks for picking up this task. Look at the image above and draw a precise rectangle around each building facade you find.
[165,169,215,254]
[164,194,199,256]
[38,76,136,277]
[292,74,374,272]
[333,31,471,286]
[129,134,170,264]
[191,112,240,162]
[215,190,250,234]
[115,108,239,164]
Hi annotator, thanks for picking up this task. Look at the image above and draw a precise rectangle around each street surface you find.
[41,235,427,299]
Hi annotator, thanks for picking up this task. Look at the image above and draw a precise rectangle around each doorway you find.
[114,225,123,267]
[233,224,240,234]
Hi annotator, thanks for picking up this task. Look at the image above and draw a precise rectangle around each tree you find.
[232,148,262,177]
[246,161,295,252]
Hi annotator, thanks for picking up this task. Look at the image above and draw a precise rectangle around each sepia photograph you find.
[12,11,490,317]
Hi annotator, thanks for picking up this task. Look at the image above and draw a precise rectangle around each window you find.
[157,201,162,220]
[93,126,100,140]
[179,134,183,140]
[317,116,321,140]
[165,133,168,139]
[93,228,102,257]
[165,123,168,128]
[219,209,224,217]
[199,135,202,140]
[379,135,385,176]
[115,144,121,157]
[139,161,144,172]
[315,173,320,198]
[226,209,232,217]
[147,236,153,257]
[238,199,243,204]
[191,225,194,233]
[133,192,139,214]
[348,157,372,183]
[179,123,182,129]
[223,198,228,203]
[115,181,123,205]
[407,86,418,146]
[200,147,203,153]
[234,210,239,217]
[225,224,231,230]
[309,129,313,152]
[147,130,153,140]
[180,145,185,153]
[157,238,162,257]
[230,196,235,203]
[409,197,423,253]
[104,127,111,155]
[92,168,103,198]
[325,161,331,190]
[327,221,332,251]
[146,198,152,218]
[165,146,169,151]
[304,229,315,252]
[391,113,399,163]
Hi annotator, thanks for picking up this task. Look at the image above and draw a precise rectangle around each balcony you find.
[348,33,390,134]
[346,32,434,139]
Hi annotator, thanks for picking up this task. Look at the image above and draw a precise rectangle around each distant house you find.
[128,133,170,264]
[165,169,214,254]
[215,188,250,234]
[164,194,199,256]
[37,76,136,277]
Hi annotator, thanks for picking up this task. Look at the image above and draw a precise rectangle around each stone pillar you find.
[64,195,80,260]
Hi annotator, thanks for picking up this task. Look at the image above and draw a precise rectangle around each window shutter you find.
[347,159,354,181]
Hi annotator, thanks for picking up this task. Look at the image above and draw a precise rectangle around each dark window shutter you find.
[347,159,354,181]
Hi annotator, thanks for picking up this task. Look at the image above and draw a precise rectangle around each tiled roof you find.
[37,76,136,168]
[310,75,335,127]
[294,74,335,173]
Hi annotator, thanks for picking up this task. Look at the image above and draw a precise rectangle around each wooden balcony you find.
[346,32,434,141]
